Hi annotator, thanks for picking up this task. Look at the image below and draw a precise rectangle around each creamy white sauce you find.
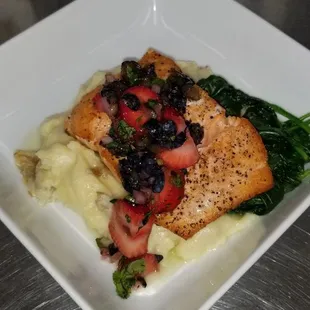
[17,62,263,284]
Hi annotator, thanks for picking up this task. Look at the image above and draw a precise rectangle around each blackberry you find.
[188,122,204,145]
[121,93,140,111]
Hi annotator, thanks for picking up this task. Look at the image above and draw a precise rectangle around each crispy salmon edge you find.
[64,85,122,182]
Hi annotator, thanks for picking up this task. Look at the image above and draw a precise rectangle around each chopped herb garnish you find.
[147,99,158,109]
[136,115,143,124]
[106,141,119,149]
[109,126,116,137]
[142,211,152,226]
[125,214,131,223]
[105,140,133,157]
[151,77,165,87]
[118,120,136,141]
[126,65,140,86]
[171,172,183,188]
[156,159,164,166]
[113,258,145,299]
[95,236,111,250]
[125,194,136,204]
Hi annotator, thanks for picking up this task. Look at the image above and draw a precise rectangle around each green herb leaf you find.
[109,126,116,138]
[171,172,183,188]
[112,258,145,299]
[136,115,143,124]
[141,211,152,226]
[118,120,136,141]
[125,194,136,204]
[126,65,140,86]
[105,140,133,157]
[156,159,164,166]
[125,214,131,223]
[95,236,110,250]
[147,99,158,109]
[151,77,165,87]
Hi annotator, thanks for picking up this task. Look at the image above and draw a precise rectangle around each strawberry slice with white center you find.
[119,86,160,131]
[157,133,200,170]
[109,200,155,258]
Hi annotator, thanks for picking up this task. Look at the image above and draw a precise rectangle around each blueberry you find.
[161,87,187,114]
[152,170,165,193]
[162,120,177,136]
[167,71,194,90]
[144,63,156,78]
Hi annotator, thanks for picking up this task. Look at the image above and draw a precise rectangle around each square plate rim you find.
[0,1,310,309]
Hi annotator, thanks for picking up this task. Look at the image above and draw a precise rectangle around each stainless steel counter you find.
[0,0,309,309]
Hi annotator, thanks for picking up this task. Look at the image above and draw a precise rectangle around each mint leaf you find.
[151,77,165,87]
[126,259,145,275]
[118,120,136,141]
[112,258,146,299]
[125,194,136,204]
[95,236,110,250]
[171,172,183,188]
[125,214,131,223]
[147,99,158,109]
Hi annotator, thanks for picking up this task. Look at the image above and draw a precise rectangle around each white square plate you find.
[1,0,310,309]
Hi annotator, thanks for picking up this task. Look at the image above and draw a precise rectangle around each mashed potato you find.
[15,113,126,238]
[15,61,262,266]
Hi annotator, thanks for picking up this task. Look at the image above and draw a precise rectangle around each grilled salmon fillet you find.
[156,116,273,239]
[65,85,122,182]
[65,85,110,151]
[139,48,181,79]
[66,48,273,239]
[140,50,273,239]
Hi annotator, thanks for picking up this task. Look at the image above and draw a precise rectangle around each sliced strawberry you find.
[109,200,155,258]
[157,134,200,170]
[126,86,159,103]
[116,201,150,236]
[119,86,159,131]
[150,169,185,213]
[119,103,151,131]
[163,107,186,133]
[142,254,160,276]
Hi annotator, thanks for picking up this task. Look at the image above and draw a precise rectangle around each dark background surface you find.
[0,0,309,309]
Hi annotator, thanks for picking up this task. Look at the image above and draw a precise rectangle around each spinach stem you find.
[300,169,310,180]
[293,145,309,161]
[286,119,310,132]
[270,104,310,134]
[300,112,310,121]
